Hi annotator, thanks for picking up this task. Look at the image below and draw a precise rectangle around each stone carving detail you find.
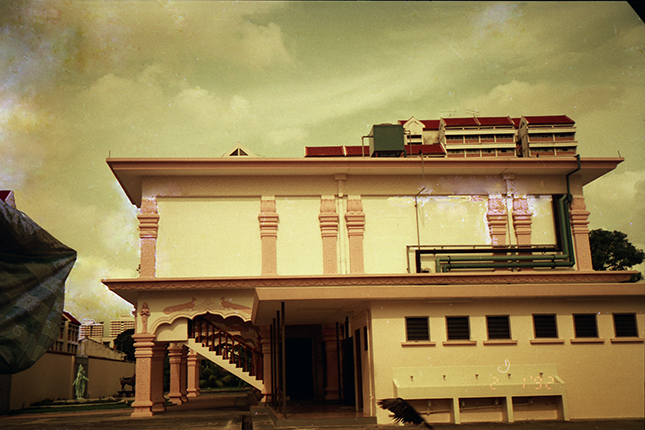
[512,197,533,246]
[140,302,151,333]
[487,196,507,246]
[138,197,159,278]
[107,270,633,291]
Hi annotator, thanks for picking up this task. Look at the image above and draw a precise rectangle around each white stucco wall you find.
[362,195,489,274]
[275,196,323,276]
[156,197,262,277]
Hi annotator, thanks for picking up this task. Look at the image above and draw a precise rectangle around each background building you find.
[50,311,80,356]
[109,316,136,338]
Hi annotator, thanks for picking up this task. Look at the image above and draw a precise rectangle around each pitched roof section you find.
[398,119,440,130]
[222,143,257,157]
[442,117,479,127]
[63,311,81,325]
[523,115,574,125]
[420,119,440,130]
[476,116,514,127]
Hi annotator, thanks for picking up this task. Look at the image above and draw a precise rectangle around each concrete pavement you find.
[1,392,643,430]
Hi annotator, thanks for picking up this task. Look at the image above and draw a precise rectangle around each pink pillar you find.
[151,344,167,412]
[345,199,366,274]
[168,343,185,405]
[259,199,279,275]
[180,345,188,402]
[186,350,201,398]
[131,333,156,417]
[138,198,159,278]
[320,198,339,274]
[570,197,593,270]
[322,325,340,400]
[259,326,272,398]
[131,334,166,416]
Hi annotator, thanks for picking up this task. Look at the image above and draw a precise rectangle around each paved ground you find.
[1,392,643,430]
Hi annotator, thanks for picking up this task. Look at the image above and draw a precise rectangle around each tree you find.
[113,329,135,361]
[589,229,644,282]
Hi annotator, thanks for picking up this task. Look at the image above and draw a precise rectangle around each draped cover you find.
[0,200,76,374]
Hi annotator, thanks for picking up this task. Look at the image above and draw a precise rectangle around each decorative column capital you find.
[345,199,366,236]
[487,196,508,246]
[512,197,533,245]
[259,199,279,238]
[138,214,160,239]
[319,198,339,238]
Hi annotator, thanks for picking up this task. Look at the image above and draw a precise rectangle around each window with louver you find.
[446,316,470,340]
[487,316,511,340]
[613,313,638,337]
[405,317,429,341]
[574,314,598,338]
[533,314,558,338]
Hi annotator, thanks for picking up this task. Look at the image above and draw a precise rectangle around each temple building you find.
[103,115,643,426]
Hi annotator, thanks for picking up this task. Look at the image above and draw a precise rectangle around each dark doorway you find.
[354,329,363,411]
[285,337,314,400]
[341,337,355,406]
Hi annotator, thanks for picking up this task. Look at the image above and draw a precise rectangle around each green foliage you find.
[589,229,644,282]
[113,329,135,361]
[199,360,249,389]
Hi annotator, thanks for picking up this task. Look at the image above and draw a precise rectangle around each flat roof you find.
[107,156,623,207]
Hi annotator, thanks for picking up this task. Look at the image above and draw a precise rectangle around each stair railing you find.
[189,316,263,381]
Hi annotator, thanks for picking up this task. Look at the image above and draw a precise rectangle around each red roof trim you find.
[305,145,445,157]
[344,145,370,156]
[63,311,81,325]
[406,144,445,155]
[476,116,514,126]
[304,146,345,157]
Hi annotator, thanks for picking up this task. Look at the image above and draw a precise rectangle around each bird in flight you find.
[378,398,434,429]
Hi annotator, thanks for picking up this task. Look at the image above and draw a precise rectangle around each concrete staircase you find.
[185,338,264,392]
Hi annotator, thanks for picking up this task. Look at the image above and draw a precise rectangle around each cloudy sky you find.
[1,1,643,323]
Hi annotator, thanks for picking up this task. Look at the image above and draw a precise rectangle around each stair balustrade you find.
[189,316,263,382]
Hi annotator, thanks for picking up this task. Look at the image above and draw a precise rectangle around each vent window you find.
[406,317,430,341]
[613,313,638,337]
[446,316,470,340]
[574,314,598,338]
[533,314,558,338]
[487,316,511,339]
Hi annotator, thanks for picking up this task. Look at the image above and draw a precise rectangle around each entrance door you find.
[285,337,314,400]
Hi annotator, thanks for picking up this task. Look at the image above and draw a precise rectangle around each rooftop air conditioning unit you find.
[368,124,405,157]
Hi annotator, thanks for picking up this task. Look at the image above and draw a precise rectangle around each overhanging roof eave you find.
[106,156,624,207]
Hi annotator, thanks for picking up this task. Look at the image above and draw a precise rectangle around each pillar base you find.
[131,400,155,417]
